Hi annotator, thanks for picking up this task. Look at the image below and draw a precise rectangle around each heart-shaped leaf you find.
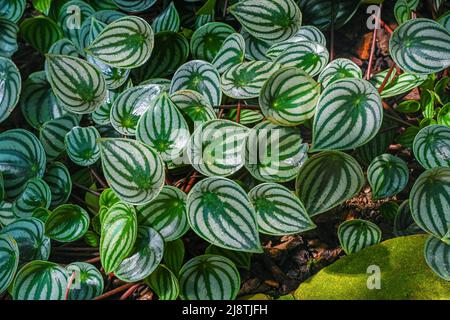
[32,207,51,223]
[100,202,137,273]
[44,162,72,208]
[296,151,365,216]
[0,234,19,294]
[0,57,21,124]
[318,58,362,88]
[65,126,101,166]
[13,178,51,218]
[112,0,156,12]
[66,262,104,300]
[338,219,382,254]
[187,177,261,253]
[413,125,450,169]
[394,200,421,236]
[0,0,26,23]
[170,89,217,128]
[191,22,235,62]
[179,255,240,300]
[145,264,179,300]
[163,239,185,276]
[212,33,245,74]
[45,204,90,242]
[0,18,18,57]
[311,78,383,152]
[48,38,79,57]
[152,2,180,33]
[99,138,165,205]
[259,66,320,126]
[57,1,95,50]
[424,235,450,281]
[20,16,63,54]
[370,69,427,98]
[99,188,120,209]
[394,0,412,25]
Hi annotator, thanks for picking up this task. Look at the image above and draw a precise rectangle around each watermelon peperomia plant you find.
[0,0,449,301]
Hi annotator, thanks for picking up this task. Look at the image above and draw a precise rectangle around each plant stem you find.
[119,284,141,300]
[65,271,76,300]
[384,112,413,127]
[84,256,101,264]
[215,104,260,110]
[236,100,242,123]
[73,182,101,196]
[90,168,108,189]
[93,283,136,300]
[377,63,397,93]
[365,5,381,80]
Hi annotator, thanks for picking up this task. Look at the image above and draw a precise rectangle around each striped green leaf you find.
[370,69,427,98]
[0,172,3,202]
[170,89,217,128]
[438,103,450,127]
[170,60,222,107]
[112,0,156,12]
[0,234,19,294]
[228,108,264,125]
[0,57,21,124]
[338,219,382,254]
[249,183,316,236]
[187,177,261,253]
[424,235,450,281]
[0,217,51,265]
[145,264,179,300]
[311,78,383,152]
[46,54,107,114]
[379,201,399,223]
[99,138,165,205]
[0,129,46,200]
[66,262,104,300]
[413,125,450,169]
[111,84,164,136]
[229,0,302,43]
[274,41,329,77]
[205,245,251,270]
[12,260,68,300]
[44,162,72,208]
[438,11,450,32]
[318,58,362,88]
[367,154,409,200]
[259,67,320,126]
[48,38,79,57]
[32,0,53,15]
[115,226,164,282]
[191,22,235,62]
[65,126,101,166]
[99,188,120,209]
[136,92,190,162]
[163,239,185,276]
[394,0,412,25]
[0,0,25,23]
[45,204,90,242]
[39,114,80,161]
[244,121,308,182]
[0,18,18,57]
[20,16,63,54]
[187,120,249,177]
[410,167,450,244]
[296,151,365,216]
[212,33,245,74]
[58,1,95,50]
[86,16,154,69]
[221,61,281,99]
[394,200,422,236]
[241,29,271,61]
[152,2,180,33]
[13,178,51,218]
[390,18,450,75]
[0,202,18,228]
[100,202,137,273]
[179,255,240,300]
[195,13,214,29]
[32,207,51,223]
[137,186,189,241]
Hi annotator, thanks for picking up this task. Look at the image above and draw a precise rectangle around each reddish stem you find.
[183,173,198,193]
[84,256,101,264]
[65,271,76,300]
[365,24,379,80]
[377,63,397,94]
[236,101,242,123]
[90,169,108,189]
[119,284,141,300]
[93,283,136,300]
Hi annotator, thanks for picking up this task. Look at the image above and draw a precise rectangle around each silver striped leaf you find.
[274,41,329,77]
[0,18,18,57]
[0,234,19,294]
[229,0,302,43]
[0,57,21,124]
[394,0,412,25]
[0,217,51,265]
[393,200,422,236]
[195,13,214,30]
[0,129,46,200]
[318,58,362,88]
[57,1,95,50]
[46,54,107,114]
[99,138,165,205]
[0,202,18,227]
[249,183,316,236]
[100,202,137,273]
[110,84,164,136]
[65,126,101,166]
[44,162,72,208]
[47,38,79,57]
[145,264,179,300]
[179,255,240,300]
[389,18,450,75]
[13,178,51,218]
[311,78,383,152]
[296,151,365,216]
[39,114,80,161]
[0,0,25,23]
[367,154,409,200]
[205,245,251,270]
[86,16,154,69]
[0,172,3,202]
[338,219,382,254]
[170,89,217,128]
[190,22,235,62]
[163,239,185,276]
[152,2,180,33]
[136,92,190,162]
[170,60,222,107]
[410,167,450,244]
[259,66,320,126]
[45,204,90,243]
[115,226,164,282]
[66,262,104,300]
[370,69,427,98]
[12,260,68,300]
[186,177,261,253]
[413,125,450,169]
[137,186,189,241]
[240,29,271,61]
[244,121,309,182]
[212,33,246,74]
[19,16,63,54]
[187,120,249,177]
[221,61,281,99]
[424,235,450,281]
[438,11,450,32]
[228,108,264,125]
[112,0,156,12]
